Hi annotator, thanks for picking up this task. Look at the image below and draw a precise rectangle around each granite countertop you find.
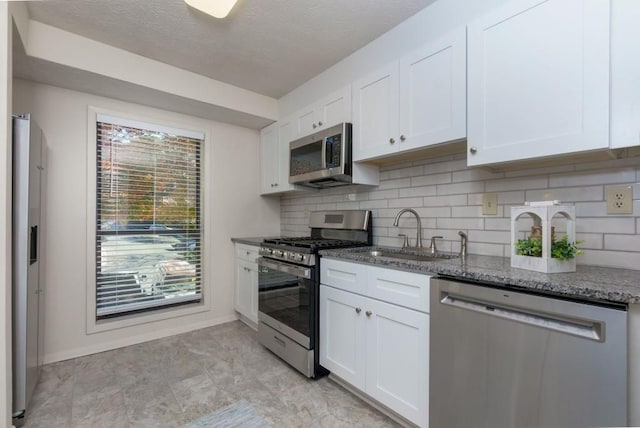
[230,236,273,246]
[319,246,640,305]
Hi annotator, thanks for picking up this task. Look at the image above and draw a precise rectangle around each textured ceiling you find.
[25,0,436,98]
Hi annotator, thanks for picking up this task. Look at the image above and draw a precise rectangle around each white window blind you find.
[95,115,203,318]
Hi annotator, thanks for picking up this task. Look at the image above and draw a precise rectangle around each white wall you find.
[0,4,12,426]
[12,79,281,363]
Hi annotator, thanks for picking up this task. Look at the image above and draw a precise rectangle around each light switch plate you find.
[482,193,498,215]
[606,186,633,214]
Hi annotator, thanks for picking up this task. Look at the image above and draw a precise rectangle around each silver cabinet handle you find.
[313,123,317,129]
[355,307,362,314]
[400,135,406,141]
[389,138,395,144]
[273,336,286,347]
[318,121,323,126]
[246,251,250,255]
[469,146,477,154]
[366,310,372,317]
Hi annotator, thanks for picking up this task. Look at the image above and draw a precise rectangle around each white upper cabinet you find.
[611,0,640,149]
[352,62,401,161]
[260,119,299,195]
[399,27,467,153]
[260,122,280,195]
[293,86,351,139]
[353,27,467,162]
[467,0,610,166]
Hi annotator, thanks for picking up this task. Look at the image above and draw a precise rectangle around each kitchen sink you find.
[367,250,458,262]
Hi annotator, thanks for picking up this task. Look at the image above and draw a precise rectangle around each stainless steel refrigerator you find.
[12,114,45,427]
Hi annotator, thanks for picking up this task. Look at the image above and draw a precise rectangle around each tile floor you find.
[24,321,400,427]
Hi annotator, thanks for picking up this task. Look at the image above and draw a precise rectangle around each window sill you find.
[87,299,210,335]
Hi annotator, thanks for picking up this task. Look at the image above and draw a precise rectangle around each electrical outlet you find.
[606,186,633,214]
[482,193,498,215]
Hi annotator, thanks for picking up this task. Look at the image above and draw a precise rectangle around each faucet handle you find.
[398,234,410,248]
[429,236,443,253]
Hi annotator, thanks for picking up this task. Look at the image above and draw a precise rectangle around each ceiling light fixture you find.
[184,0,239,19]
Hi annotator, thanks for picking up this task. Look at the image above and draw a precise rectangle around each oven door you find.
[257,257,314,349]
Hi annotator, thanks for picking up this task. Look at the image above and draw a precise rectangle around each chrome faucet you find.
[458,230,468,258]
[393,208,423,249]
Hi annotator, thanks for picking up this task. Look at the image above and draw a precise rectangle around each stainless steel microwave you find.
[289,122,352,188]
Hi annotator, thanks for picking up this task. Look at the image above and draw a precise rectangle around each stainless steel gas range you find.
[257,210,372,378]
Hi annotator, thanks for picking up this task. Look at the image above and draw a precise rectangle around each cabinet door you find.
[235,259,258,323]
[315,86,351,131]
[277,117,297,192]
[320,285,366,389]
[467,0,610,166]
[259,122,280,195]
[352,62,400,161]
[611,0,640,148]
[399,27,466,152]
[365,298,429,428]
[294,106,317,140]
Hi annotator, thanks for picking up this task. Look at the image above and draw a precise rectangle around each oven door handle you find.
[258,258,311,279]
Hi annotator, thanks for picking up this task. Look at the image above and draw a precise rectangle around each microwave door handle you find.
[321,137,327,169]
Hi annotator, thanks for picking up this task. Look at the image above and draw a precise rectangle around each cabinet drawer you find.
[235,243,259,263]
[367,266,430,313]
[321,258,367,295]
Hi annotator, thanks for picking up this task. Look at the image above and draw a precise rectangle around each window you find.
[95,114,203,318]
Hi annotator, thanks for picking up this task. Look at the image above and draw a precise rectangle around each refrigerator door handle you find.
[29,225,38,265]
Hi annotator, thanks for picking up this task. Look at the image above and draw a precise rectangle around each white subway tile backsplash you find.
[415,206,452,218]
[576,218,635,234]
[437,218,484,230]
[453,168,505,183]
[423,194,468,207]
[604,234,640,251]
[484,218,511,231]
[411,172,452,187]
[368,189,399,200]
[437,181,484,196]
[398,185,437,198]
[497,191,526,204]
[388,197,424,208]
[575,233,603,250]
[468,242,505,257]
[525,186,603,202]
[579,249,640,269]
[486,177,548,192]
[549,168,636,187]
[359,199,389,209]
[280,152,640,270]
[575,202,608,217]
[386,165,425,179]
[379,178,412,190]
[451,206,483,218]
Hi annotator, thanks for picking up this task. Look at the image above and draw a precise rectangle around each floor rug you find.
[183,399,270,428]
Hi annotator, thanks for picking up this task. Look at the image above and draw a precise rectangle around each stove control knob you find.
[296,254,305,262]
[275,250,285,258]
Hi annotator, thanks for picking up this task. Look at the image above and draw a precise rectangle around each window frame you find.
[86,106,211,334]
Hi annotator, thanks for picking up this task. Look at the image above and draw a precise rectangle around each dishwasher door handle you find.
[440,293,604,341]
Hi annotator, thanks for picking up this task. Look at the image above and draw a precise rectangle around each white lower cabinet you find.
[320,258,430,427]
[234,243,259,326]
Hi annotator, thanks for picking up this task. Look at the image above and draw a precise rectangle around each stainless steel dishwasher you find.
[430,278,627,428]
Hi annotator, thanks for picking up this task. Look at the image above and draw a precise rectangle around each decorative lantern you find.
[511,201,577,273]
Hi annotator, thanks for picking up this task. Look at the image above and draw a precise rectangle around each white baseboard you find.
[43,313,238,364]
